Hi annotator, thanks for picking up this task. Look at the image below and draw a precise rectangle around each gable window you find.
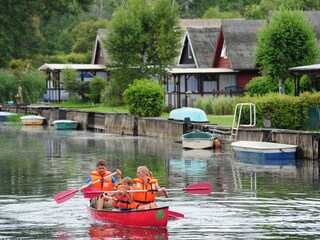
[221,41,227,59]
[187,43,192,59]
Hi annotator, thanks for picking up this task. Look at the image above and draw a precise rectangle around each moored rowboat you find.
[231,141,297,165]
[181,131,215,149]
[88,204,169,227]
[20,115,45,125]
[0,111,17,121]
[52,120,78,130]
[169,107,209,123]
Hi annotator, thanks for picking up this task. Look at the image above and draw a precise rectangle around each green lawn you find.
[55,101,234,127]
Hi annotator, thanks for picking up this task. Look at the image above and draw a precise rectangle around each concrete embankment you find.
[4,104,320,160]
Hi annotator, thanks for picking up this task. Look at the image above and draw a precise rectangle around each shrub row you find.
[195,92,320,130]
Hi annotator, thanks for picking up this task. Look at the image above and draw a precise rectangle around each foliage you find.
[10,59,33,103]
[71,19,109,54]
[1,0,320,69]
[21,72,46,104]
[0,70,17,103]
[39,13,80,56]
[177,0,250,18]
[238,94,303,129]
[81,0,119,20]
[30,53,90,71]
[100,68,142,106]
[105,0,182,85]
[0,69,45,104]
[194,96,237,115]
[202,7,242,19]
[245,76,278,96]
[87,76,107,103]
[255,8,320,94]
[7,114,22,122]
[244,1,270,19]
[100,80,125,107]
[245,0,320,19]
[61,68,90,101]
[123,79,165,117]
[299,75,311,92]
[107,68,145,104]
[0,0,93,68]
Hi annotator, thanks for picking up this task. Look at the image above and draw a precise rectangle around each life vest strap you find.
[115,199,130,204]
[135,200,154,204]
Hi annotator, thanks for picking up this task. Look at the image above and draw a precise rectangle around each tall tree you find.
[71,19,109,54]
[245,0,320,19]
[0,0,93,68]
[255,8,320,94]
[106,0,182,84]
[202,7,242,19]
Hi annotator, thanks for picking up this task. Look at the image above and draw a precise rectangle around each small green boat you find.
[181,131,215,149]
[52,120,78,130]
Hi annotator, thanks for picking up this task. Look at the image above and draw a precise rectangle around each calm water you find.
[1,123,320,239]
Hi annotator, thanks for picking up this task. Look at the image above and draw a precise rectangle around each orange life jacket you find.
[90,170,113,191]
[132,178,158,204]
[112,185,132,209]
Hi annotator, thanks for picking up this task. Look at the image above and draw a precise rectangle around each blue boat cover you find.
[168,107,209,122]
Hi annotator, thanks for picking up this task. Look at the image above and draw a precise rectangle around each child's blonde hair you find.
[137,166,153,178]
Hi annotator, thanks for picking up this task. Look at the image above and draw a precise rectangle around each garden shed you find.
[38,63,106,102]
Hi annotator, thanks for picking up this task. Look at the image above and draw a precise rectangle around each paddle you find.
[82,182,212,199]
[54,172,117,204]
[168,210,184,219]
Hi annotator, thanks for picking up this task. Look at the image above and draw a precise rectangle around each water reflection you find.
[1,124,320,239]
[88,223,168,240]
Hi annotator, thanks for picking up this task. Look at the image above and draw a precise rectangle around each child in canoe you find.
[128,166,168,210]
[104,177,134,209]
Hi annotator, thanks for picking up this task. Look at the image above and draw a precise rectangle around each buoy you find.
[214,138,221,148]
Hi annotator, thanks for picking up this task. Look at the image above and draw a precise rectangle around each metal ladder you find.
[231,103,256,141]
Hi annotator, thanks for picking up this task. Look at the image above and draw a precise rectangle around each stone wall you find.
[10,105,320,160]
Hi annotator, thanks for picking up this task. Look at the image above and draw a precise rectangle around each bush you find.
[0,70,17,103]
[245,76,278,96]
[194,96,236,115]
[87,77,107,103]
[100,80,124,107]
[238,94,303,129]
[22,71,46,104]
[124,79,165,117]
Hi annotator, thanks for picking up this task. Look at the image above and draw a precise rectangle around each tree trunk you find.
[278,79,285,94]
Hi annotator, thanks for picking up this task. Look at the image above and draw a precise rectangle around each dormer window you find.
[221,41,227,59]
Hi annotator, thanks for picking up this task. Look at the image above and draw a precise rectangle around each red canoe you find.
[88,204,169,227]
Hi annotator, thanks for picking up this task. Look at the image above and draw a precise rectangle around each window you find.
[203,81,217,92]
[187,43,192,59]
[187,75,198,92]
[219,74,236,90]
[221,41,227,59]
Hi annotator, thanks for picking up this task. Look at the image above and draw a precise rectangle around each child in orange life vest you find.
[128,166,168,210]
[103,177,134,210]
[85,160,121,210]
